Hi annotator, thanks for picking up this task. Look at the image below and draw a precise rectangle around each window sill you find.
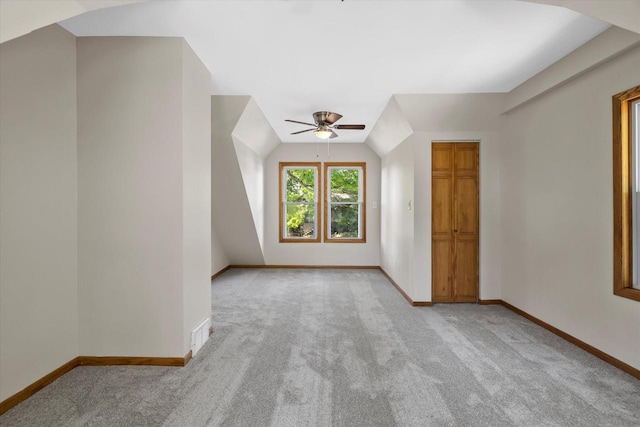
[279,238,321,243]
[614,287,640,302]
[325,238,366,244]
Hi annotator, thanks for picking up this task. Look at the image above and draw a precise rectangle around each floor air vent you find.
[191,318,211,357]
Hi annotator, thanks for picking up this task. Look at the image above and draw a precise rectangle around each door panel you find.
[455,146,476,172]
[432,142,454,302]
[455,177,478,236]
[432,177,452,235]
[432,147,452,172]
[432,142,478,303]
[454,238,478,302]
[432,239,452,302]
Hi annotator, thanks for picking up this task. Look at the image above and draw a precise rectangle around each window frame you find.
[279,162,321,243]
[613,84,640,301]
[324,162,366,243]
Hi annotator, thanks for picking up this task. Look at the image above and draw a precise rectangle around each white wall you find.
[181,41,212,355]
[77,37,189,357]
[231,97,282,254]
[380,138,414,294]
[210,96,252,272]
[1,28,213,402]
[0,25,79,401]
[233,139,265,251]
[211,95,265,265]
[501,45,640,369]
[264,143,381,266]
[211,227,229,276]
[394,94,505,132]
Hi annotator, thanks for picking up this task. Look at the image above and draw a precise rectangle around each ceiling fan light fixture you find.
[314,129,333,139]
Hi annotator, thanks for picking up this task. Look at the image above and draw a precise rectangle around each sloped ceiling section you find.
[394,93,506,132]
[365,93,506,157]
[369,22,640,157]
[211,95,265,265]
[522,0,640,35]
[364,97,413,158]
[0,0,143,43]
[504,26,640,113]
[232,137,266,253]
[232,98,281,159]
[231,98,281,254]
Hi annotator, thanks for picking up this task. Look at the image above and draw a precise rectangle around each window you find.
[613,84,640,301]
[324,163,366,243]
[279,162,320,242]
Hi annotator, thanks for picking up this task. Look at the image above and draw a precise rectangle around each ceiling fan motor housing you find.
[313,111,341,125]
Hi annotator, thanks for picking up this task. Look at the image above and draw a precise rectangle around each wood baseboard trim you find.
[0,357,81,415]
[412,301,434,306]
[211,265,231,281]
[378,267,433,307]
[229,264,380,269]
[78,354,190,367]
[379,267,412,304]
[498,299,640,380]
[478,299,502,305]
[0,351,192,415]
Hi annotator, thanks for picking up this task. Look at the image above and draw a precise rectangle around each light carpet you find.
[2,268,640,426]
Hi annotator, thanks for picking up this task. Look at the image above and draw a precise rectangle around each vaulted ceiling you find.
[3,1,637,146]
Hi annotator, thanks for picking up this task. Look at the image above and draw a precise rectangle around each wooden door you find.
[432,142,479,303]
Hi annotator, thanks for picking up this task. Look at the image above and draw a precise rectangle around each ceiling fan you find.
[285,111,365,139]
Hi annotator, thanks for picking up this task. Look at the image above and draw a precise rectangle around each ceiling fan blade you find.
[325,112,343,124]
[330,131,339,139]
[285,119,317,127]
[290,128,316,135]
[334,124,365,130]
